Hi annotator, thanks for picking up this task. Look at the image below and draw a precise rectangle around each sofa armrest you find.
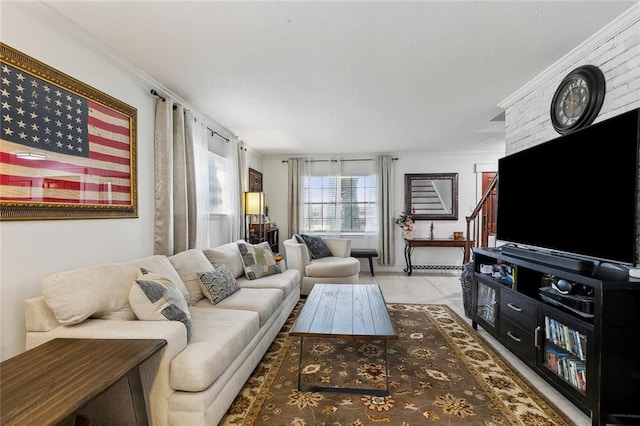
[323,238,352,257]
[25,296,61,332]
[283,239,310,280]
[26,318,187,355]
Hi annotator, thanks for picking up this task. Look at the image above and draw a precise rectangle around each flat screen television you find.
[496,107,640,268]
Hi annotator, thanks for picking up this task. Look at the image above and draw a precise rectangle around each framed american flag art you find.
[0,43,137,220]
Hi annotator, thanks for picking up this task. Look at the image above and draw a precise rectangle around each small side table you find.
[0,338,166,426]
[350,248,379,276]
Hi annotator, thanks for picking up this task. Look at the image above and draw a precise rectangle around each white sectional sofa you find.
[24,241,300,426]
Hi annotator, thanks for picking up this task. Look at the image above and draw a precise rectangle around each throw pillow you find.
[129,269,192,341]
[199,265,240,305]
[297,234,333,259]
[237,241,281,280]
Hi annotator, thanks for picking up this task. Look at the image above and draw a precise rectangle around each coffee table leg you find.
[297,337,304,392]
[384,339,390,395]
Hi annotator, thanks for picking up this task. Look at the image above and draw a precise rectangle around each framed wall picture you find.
[404,173,459,220]
[0,43,137,220]
[249,168,262,192]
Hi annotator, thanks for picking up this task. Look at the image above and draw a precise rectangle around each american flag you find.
[1,62,132,205]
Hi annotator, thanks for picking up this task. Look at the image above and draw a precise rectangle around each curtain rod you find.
[208,128,230,143]
[149,89,166,102]
[149,89,237,140]
[281,157,398,163]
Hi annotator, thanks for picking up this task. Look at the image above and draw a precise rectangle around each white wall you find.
[0,3,157,360]
[263,150,504,273]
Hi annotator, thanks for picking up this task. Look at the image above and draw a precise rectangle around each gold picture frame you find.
[0,43,137,220]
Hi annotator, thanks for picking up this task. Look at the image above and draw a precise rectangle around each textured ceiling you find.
[36,1,637,156]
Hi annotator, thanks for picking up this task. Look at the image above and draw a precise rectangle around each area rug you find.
[221,303,573,426]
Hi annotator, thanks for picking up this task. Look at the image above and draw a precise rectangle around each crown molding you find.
[20,1,236,139]
[499,2,640,109]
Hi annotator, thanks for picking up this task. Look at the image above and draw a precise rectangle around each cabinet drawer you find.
[501,290,536,330]
[499,317,535,362]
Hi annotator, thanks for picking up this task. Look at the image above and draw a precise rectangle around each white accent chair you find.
[283,237,360,295]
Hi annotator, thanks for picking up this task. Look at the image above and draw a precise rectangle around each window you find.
[208,152,230,213]
[302,161,377,234]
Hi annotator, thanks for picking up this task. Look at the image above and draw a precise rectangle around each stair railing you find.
[464,174,498,263]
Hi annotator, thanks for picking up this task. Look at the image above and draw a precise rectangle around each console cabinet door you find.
[536,305,594,411]
[474,277,500,334]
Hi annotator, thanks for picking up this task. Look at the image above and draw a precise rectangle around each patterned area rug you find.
[221,303,573,426]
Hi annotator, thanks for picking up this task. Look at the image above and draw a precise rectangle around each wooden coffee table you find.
[290,283,397,396]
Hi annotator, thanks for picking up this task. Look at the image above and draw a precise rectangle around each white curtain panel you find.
[236,141,248,240]
[376,155,395,265]
[154,98,174,255]
[153,98,210,255]
[191,114,211,249]
[227,135,242,242]
[324,159,343,238]
[287,158,306,236]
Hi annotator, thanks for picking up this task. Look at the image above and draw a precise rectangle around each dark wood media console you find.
[472,247,640,426]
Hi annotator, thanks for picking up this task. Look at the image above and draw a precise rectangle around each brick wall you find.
[500,5,640,154]
[497,4,640,266]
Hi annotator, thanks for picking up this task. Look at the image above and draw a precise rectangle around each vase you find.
[401,230,413,238]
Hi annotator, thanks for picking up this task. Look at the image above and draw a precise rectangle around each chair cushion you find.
[305,256,360,278]
[296,234,333,259]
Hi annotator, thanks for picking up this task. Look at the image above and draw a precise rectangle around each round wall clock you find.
[550,65,605,135]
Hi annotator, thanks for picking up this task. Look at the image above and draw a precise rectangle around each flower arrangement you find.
[395,212,414,232]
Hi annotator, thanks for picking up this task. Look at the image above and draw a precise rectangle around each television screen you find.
[496,108,640,266]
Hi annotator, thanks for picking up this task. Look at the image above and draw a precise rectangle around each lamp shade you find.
[245,192,264,215]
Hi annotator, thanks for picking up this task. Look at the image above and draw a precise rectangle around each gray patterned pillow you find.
[129,269,192,341]
[296,234,333,259]
[198,265,239,304]
[237,241,281,280]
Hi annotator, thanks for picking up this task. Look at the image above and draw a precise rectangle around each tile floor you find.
[358,270,591,426]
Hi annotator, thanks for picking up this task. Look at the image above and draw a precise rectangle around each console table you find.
[0,338,166,426]
[403,236,472,275]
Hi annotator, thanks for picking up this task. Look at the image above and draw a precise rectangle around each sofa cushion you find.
[236,268,300,298]
[42,255,189,326]
[168,249,214,305]
[129,269,193,341]
[305,256,360,277]
[169,305,260,392]
[203,243,245,278]
[237,241,281,280]
[206,287,283,327]
[198,265,239,304]
[296,234,333,259]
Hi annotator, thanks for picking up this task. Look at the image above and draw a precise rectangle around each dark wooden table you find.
[403,236,472,275]
[0,338,167,426]
[290,283,397,395]
[349,248,379,276]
